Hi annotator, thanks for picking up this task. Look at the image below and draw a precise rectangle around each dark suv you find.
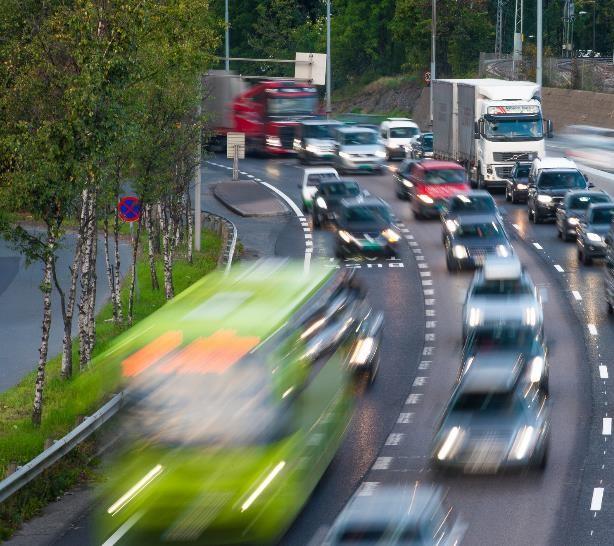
[527,169,590,223]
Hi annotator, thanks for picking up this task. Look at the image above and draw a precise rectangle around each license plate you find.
[359,164,373,170]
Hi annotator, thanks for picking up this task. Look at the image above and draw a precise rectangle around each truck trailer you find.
[203,70,321,155]
[432,79,552,189]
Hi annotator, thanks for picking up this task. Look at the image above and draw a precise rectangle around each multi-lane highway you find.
[42,149,614,546]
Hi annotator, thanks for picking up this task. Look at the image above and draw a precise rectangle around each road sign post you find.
[227,132,245,181]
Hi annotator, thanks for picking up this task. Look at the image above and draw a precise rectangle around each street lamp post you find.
[536,0,542,86]
[326,0,331,117]
[430,0,436,125]
[225,0,230,71]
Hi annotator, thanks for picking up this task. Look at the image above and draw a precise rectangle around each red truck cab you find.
[408,161,470,219]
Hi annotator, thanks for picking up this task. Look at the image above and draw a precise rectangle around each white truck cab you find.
[379,118,420,161]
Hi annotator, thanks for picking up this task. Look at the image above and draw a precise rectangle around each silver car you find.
[324,484,466,545]
[333,126,386,174]
[462,256,542,339]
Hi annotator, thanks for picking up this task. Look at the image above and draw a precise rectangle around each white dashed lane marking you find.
[588,324,599,336]
[603,418,612,435]
[385,433,404,446]
[406,393,422,405]
[554,264,564,272]
[600,366,609,379]
[358,482,379,496]
[513,223,521,230]
[397,413,414,424]
[533,242,543,250]
[591,488,604,511]
[372,457,392,470]
[572,291,583,301]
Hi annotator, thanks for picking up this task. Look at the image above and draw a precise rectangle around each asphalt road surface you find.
[30,148,614,546]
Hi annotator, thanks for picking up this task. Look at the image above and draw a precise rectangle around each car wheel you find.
[413,206,424,220]
[532,208,541,224]
[608,300,613,315]
[511,191,518,204]
[537,443,549,471]
[369,355,380,384]
[528,205,533,221]
[446,254,456,272]
[313,212,321,229]
[557,225,562,238]
[562,229,571,242]
[505,187,511,202]
[582,248,593,265]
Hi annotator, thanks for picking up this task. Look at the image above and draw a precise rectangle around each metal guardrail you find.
[0,211,239,504]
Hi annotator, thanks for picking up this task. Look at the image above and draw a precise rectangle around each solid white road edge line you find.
[590,488,604,511]
[603,418,612,435]
[102,511,145,546]
[588,324,598,336]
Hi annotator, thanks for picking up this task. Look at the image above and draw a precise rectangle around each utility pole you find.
[537,0,543,85]
[194,83,202,252]
[225,0,230,71]
[326,0,331,117]
[513,0,524,74]
[495,0,504,58]
[430,0,436,124]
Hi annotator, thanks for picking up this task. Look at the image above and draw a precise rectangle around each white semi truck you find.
[432,79,552,189]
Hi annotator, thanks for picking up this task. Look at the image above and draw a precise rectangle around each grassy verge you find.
[0,229,221,539]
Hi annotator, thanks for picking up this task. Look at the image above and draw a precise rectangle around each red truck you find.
[204,70,321,155]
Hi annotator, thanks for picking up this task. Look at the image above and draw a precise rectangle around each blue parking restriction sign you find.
[118,196,142,223]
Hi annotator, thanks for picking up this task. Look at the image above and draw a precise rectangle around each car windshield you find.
[453,391,521,414]
[338,528,386,542]
[425,169,466,184]
[537,170,586,189]
[322,183,360,197]
[473,327,535,349]
[448,195,495,213]
[422,134,433,150]
[305,124,339,139]
[457,221,501,238]
[307,173,337,187]
[267,96,318,116]
[568,194,610,209]
[484,117,544,140]
[589,207,614,224]
[345,205,391,224]
[515,165,530,178]
[473,279,532,296]
[390,127,418,138]
[343,132,378,145]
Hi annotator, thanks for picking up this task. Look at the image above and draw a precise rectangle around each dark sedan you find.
[528,168,590,223]
[393,158,421,200]
[444,215,513,271]
[335,197,401,258]
[312,179,361,228]
[505,162,531,204]
[556,190,611,241]
[576,203,614,264]
[441,191,499,242]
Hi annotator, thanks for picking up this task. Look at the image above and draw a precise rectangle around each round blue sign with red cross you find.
[117,196,142,223]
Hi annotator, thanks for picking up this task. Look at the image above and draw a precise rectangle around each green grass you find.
[0,229,221,539]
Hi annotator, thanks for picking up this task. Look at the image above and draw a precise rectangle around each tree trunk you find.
[128,217,142,325]
[32,229,55,427]
[158,201,174,300]
[186,188,193,263]
[58,239,81,380]
[145,204,159,291]
[102,213,120,324]
[113,203,123,324]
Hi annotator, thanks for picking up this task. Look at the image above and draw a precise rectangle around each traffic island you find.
[213,180,289,217]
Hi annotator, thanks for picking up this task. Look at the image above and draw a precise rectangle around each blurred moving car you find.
[406,132,434,159]
[576,203,614,265]
[431,351,550,473]
[300,167,340,212]
[312,178,362,228]
[332,126,386,173]
[555,190,611,241]
[444,216,512,271]
[323,484,466,546]
[462,257,542,339]
[527,157,590,223]
[95,260,378,545]
[563,125,614,172]
[393,158,421,200]
[335,197,401,258]
[441,191,499,242]
[460,324,549,394]
[604,240,614,314]
[406,161,471,219]
[295,119,344,164]
[505,161,531,203]
[379,118,420,160]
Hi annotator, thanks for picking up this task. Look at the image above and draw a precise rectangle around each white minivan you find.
[379,118,420,160]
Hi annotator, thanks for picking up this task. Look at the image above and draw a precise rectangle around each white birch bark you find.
[113,204,123,323]
[127,217,142,324]
[146,204,159,291]
[158,200,174,300]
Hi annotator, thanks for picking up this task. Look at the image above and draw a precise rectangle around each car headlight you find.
[445,219,458,233]
[523,306,538,326]
[266,135,282,147]
[388,143,399,149]
[529,356,545,383]
[496,244,510,257]
[453,244,468,260]
[316,196,327,209]
[567,217,579,226]
[417,194,434,204]
[437,426,463,461]
[382,228,401,243]
[587,232,603,242]
[402,179,413,188]
[516,183,528,190]
[350,337,375,365]
[510,426,536,460]
[338,230,353,244]
[537,195,553,204]
[375,150,387,158]
[339,151,352,159]
[467,306,482,327]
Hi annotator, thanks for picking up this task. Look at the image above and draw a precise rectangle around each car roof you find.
[300,119,343,126]
[303,167,338,176]
[532,157,577,170]
[420,160,464,170]
[482,256,522,280]
[340,195,387,208]
[336,125,377,134]
[456,213,502,225]
[451,190,493,201]
[333,485,443,530]
[319,178,358,188]
[460,358,522,393]
[381,118,419,128]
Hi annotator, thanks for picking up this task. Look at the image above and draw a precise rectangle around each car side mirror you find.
[546,119,554,139]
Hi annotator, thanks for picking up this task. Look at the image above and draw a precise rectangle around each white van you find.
[379,118,420,161]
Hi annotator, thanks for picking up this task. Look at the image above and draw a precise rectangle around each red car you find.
[406,161,470,219]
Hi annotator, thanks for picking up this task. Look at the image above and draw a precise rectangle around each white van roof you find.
[532,157,578,171]
[483,256,522,281]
